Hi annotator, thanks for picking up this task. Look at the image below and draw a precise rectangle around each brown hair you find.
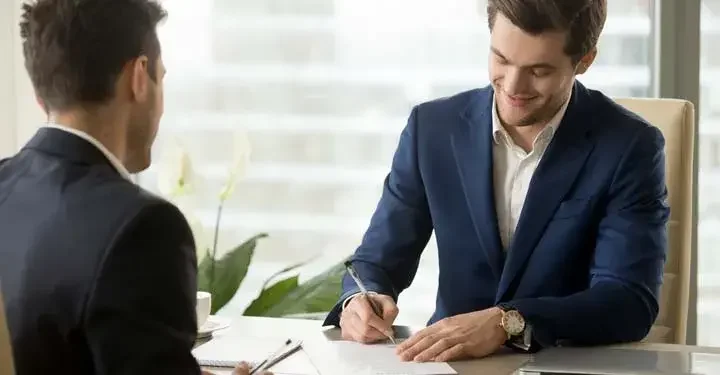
[20,0,168,111]
[487,0,607,63]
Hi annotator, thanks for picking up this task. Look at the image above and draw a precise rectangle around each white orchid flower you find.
[219,130,252,202]
[157,139,193,199]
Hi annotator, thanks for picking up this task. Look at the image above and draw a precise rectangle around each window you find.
[137,0,657,323]
[0,2,18,158]
[697,0,720,347]
[0,1,46,159]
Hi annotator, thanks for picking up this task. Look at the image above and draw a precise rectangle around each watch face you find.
[502,310,526,335]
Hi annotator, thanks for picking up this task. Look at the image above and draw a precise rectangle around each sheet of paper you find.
[305,340,457,375]
[192,336,319,375]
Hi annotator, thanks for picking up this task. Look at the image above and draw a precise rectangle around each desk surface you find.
[198,316,720,375]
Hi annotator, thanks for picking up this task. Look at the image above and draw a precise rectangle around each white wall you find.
[0,1,45,158]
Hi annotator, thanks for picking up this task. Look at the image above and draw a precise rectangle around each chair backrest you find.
[612,97,695,344]
[0,289,15,374]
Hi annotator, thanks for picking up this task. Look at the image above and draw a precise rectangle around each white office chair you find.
[613,97,695,345]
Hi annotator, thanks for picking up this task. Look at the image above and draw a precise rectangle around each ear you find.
[575,47,597,75]
[130,56,150,103]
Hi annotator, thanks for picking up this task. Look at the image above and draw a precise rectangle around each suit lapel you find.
[497,82,596,301]
[451,89,504,282]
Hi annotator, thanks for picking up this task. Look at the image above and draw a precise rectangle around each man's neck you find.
[50,109,128,164]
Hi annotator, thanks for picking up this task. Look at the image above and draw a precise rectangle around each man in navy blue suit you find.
[324,0,669,362]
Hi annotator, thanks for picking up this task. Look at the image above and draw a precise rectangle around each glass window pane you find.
[139,0,655,322]
[697,0,720,347]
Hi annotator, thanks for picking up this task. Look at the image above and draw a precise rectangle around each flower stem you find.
[210,201,223,289]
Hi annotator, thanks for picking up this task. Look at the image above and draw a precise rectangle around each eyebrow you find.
[490,47,557,70]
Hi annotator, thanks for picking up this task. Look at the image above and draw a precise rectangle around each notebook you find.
[191,336,318,375]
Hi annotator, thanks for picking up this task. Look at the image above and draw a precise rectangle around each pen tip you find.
[285,339,292,345]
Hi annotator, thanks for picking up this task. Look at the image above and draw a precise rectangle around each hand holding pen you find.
[340,261,400,344]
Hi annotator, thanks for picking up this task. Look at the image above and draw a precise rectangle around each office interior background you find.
[0,0,718,345]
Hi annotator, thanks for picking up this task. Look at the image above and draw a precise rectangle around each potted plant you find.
[156,132,344,318]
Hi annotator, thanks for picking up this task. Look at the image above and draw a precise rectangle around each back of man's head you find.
[487,0,607,64]
[20,0,168,112]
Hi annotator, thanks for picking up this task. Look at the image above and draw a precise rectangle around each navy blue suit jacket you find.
[324,82,670,348]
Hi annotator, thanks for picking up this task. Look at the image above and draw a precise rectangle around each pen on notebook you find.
[260,340,303,372]
[249,339,294,374]
[344,261,396,344]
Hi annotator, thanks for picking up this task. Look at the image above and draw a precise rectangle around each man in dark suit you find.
[325,0,669,362]
[0,1,268,374]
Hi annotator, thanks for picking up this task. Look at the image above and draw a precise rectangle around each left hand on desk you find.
[395,307,507,362]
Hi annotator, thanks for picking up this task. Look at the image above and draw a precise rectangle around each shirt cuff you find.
[341,291,378,310]
[508,323,533,351]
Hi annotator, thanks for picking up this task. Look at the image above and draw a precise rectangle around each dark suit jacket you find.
[324,82,670,348]
[0,128,201,374]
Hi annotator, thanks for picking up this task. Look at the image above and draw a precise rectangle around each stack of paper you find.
[303,340,457,375]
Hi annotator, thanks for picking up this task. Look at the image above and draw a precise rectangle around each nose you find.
[502,68,531,96]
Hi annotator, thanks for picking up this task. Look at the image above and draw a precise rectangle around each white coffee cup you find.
[196,291,212,329]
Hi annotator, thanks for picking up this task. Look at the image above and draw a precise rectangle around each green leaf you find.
[258,256,316,292]
[197,248,213,292]
[198,233,268,314]
[243,275,299,316]
[250,259,348,317]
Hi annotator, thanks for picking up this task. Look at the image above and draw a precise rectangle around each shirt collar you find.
[491,94,571,146]
[44,122,133,181]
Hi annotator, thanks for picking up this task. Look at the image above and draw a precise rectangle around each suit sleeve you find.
[324,106,434,326]
[505,125,670,348]
[83,200,201,374]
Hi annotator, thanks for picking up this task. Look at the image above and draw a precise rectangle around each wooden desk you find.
[199,316,720,375]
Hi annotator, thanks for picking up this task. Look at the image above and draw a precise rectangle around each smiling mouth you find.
[505,94,536,107]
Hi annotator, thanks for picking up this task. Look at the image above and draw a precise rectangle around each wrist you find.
[486,307,505,343]
[496,305,526,338]
[496,304,533,351]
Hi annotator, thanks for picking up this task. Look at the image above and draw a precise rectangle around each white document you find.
[192,336,319,375]
[305,341,457,375]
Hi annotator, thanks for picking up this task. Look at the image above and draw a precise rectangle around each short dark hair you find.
[20,0,168,111]
[487,0,607,63]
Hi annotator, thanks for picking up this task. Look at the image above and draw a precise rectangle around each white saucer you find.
[197,315,231,339]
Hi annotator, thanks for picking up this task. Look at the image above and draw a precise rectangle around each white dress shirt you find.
[491,98,570,249]
[45,122,133,181]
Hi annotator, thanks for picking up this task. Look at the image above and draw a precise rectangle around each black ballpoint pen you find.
[249,339,302,374]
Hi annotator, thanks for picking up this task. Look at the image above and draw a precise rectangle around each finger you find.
[374,295,399,322]
[432,343,466,363]
[413,337,459,362]
[397,333,440,361]
[345,309,387,343]
[396,324,440,353]
[232,361,250,375]
[353,296,394,337]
